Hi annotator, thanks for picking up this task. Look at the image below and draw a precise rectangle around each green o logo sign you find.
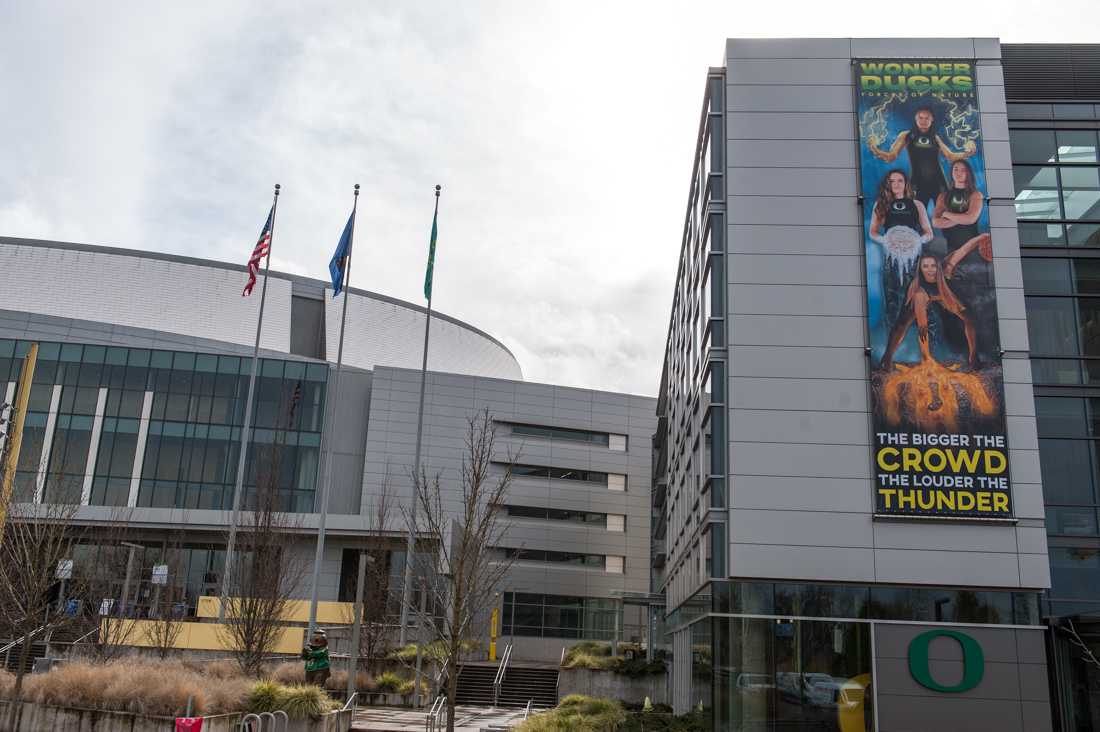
[908,629,984,693]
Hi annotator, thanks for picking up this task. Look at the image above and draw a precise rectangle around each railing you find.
[0,627,48,657]
[342,691,358,712]
[524,699,533,720]
[424,694,446,732]
[556,646,566,696]
[492,643,513,707]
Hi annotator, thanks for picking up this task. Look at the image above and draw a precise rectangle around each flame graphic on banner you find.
[859,93,908,147]
[939,98,980,152]
[878,360,997,433]
[859,94,980,152]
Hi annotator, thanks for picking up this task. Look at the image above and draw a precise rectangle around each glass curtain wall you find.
[0,339,327,512]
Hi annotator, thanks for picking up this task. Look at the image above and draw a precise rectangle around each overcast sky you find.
[2,2,1097,395]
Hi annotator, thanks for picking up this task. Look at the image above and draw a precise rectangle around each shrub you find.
[16,660,235,717]
[517,695,626,732]
[561,642,666,676]
[375,671,403,693]
[281,684,333,720]
[248,680,285,714]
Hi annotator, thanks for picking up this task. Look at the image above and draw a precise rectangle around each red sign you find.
[175,718,203,732]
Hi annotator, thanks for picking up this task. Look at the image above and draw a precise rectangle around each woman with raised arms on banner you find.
[878,233,990,374]
[869,106,977,208]
[869,169,933,333]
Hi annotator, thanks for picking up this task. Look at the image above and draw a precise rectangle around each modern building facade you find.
[657,37,1100,732]
[0,236,655,661]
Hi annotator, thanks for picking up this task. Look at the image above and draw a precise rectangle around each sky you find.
[2,1,1098,396]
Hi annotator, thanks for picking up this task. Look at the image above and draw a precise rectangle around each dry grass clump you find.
[324,669,376,693]
[268,661,306,686]
[15,660,249,717]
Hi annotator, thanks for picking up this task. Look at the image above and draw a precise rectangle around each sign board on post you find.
[55,559,72,580]
[855,59,1012,519]
[151,564,169,585]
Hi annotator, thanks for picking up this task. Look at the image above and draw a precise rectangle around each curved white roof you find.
[0,237,522,380]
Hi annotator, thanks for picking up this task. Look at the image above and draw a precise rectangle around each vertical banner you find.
[856,59,1012,518]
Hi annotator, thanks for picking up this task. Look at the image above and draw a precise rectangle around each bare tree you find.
[146,526,188,659]
[80,508,141,662]
[0,499,84,727]
[404,409,515,732]
[343,464,395,674]
[220,386,307,677]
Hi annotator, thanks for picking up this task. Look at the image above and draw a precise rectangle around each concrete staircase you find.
[498,666,558,709]
[454,662,559,710]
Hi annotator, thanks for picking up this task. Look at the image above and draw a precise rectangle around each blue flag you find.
[329,211,355,297]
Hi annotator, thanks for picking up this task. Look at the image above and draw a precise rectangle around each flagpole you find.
[219,183,280,622]
[399,184,440,646]
[307,184,360,637]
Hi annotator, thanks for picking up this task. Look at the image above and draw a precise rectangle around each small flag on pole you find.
[242,207,274,296]
[424,191,439,300]
[329,211,355,297]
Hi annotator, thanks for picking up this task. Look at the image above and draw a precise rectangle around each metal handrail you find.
[556,646,566,695]
[492,643,512,707]
[424,694,446,732]
[342,691,358,712]
[271,710,288,731]
[0,626,48,655]
[524,699,533,719]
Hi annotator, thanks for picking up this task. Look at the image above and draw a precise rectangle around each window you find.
[507,463,609,485]
[505,422,611,446]
[501,592,620,640]
[605,555,624,574]
[606,514,625,532]
[608,434,627,452]
[0,338,326,512]
[501,548,605,567]
[607,473,626,491]
[505,505,606,525]
[1013,126,1100,242]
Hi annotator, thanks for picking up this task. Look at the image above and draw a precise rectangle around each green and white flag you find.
[424,203,438,300]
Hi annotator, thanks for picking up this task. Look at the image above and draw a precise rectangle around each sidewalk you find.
[352,704,530,732]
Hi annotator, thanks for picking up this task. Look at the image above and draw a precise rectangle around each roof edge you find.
[0,235,520,371]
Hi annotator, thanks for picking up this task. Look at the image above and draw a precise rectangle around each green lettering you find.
[908,630,984,693]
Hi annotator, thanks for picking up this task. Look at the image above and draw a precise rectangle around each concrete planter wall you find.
[0,701,242,731]
[557,668,669,707]
[0,701,352,732]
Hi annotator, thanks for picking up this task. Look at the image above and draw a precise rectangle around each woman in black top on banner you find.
[870,107,977,208]
[932,159,995,360]
[869,169,933,336]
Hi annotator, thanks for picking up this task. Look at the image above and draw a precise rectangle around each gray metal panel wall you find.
[724,37,1048,589]
[362,366,656,600]
[873,623,1051,732]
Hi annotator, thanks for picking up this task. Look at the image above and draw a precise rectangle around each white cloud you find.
[2,0,1097,395]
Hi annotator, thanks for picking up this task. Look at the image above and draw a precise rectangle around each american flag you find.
[242,206,274,296]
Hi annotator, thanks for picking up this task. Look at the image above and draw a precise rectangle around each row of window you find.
[1,340,328,433]
[679,581,1041,627]
[506,462,625,489]
[501,592,620,640]
[505,504,606,525]
[503,422,626,450]
[500,547,624,573]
